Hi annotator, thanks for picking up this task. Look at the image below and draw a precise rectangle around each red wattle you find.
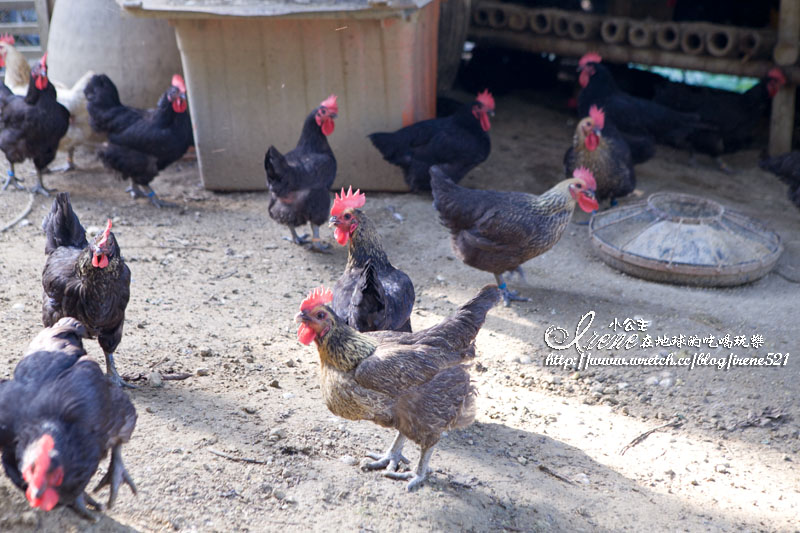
[172,98,187,113]
[579,70,590,88]
[334,226,349,245]
[321,119,334,136]
[297,323,316,345]
[585,133,599,151]
[35,76,47,90]
[479,112,491,132]
[92,254,109,268]
[578,193,599,213]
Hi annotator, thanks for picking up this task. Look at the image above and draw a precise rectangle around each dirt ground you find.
[0,91,798,533]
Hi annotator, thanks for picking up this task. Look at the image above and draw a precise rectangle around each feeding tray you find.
[589,192,783,287]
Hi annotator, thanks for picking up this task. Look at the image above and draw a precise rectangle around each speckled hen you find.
[295,285,500,490]
[41,192,132,387]
[431,165,598,306]
[564,105,635,205]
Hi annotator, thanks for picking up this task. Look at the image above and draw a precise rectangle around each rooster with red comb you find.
[265,94,338,252]
[564,105,636,206]
[295,283,500,490]
[41,193,133,388]
[431,165,598,306]
[328,186,415,332]
[368,90,494,191]
[0,317,137,520]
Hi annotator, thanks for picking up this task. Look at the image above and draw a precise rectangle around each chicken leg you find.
[384,445,434,491]
[284,226,310,246]
[1,165,24,192]
[363,432,410,472]
[104,352,136,389]
[30,168,53,196]
[494,274,530,307]
[309,224,331,254]
[143,184,176,208]
[94,444,137,509]
[49,148,77,173]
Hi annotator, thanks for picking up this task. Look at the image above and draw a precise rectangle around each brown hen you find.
[296,285,500,490]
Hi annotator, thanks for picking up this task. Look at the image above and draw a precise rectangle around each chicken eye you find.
[316,312,325,319]
[344,213,351,220]
[319,108,327,115]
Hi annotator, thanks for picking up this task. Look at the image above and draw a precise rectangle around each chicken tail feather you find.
[42,192,88,255]
[417,285,501,353]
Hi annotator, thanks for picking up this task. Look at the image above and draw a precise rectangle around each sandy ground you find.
[0,92,798,533]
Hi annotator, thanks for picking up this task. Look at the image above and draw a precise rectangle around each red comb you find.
[573,167,596,190]
[39,52,47,68]
[768,68,786,85]
[476,89,495,110]
[579,52,602,67]
[172,74,186,93]
[330,186,366,217]
[320,94,338,114]
[0,33,14,45]
[300,286,333,312]
[97,219,112,248]
[589,105,605,129]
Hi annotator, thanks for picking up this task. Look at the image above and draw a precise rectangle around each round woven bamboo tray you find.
[589,192,783,287]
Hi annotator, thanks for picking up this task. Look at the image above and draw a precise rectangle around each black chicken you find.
[759,151,800,210]
[577,52,712,156]
[0,53,70,195]
[653,69,786,172]
[84,73,193,208]
[328,187,415,332]
[265,94,338,253]
[368,91,494,192]
[41,192,132,387]
[0,318,137,519]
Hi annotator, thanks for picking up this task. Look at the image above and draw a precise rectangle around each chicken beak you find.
[328,216,339,228]
[593,127,602,137]
[294,311,306,324]
[33,485,46,500]
[487,110,495,117]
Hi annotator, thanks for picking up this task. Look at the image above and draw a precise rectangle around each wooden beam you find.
[0,22,40,34]
[33,0,49,50]
[467,28,800,82]
[769,0,799,155]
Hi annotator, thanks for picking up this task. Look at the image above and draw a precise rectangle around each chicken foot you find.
[104,352,136,389]
[30,168,54,196]
[94,444,137,509]
[494,274,530,307]
[363,432,410,472]
[284,226,310,246]
[384,446,434,492]
[1,166,25,192]
[126,182,176,208]
[308,224,331,254]
[69,491,103,522]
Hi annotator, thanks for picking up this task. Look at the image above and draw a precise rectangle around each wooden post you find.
[769,0,800,155]
[34,0,50,51]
